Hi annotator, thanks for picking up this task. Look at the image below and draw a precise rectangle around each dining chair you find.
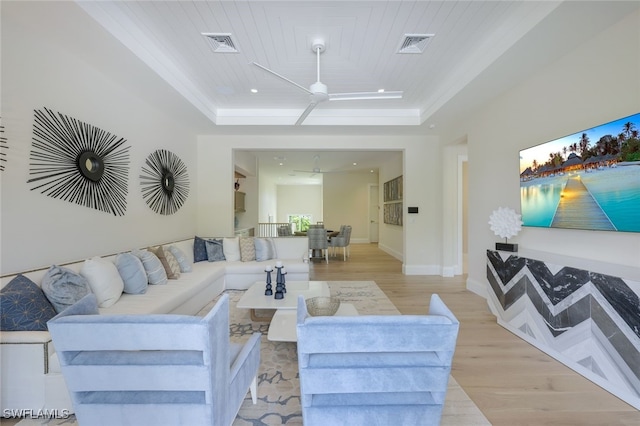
[307,226,329,263]
[330,225,351,261]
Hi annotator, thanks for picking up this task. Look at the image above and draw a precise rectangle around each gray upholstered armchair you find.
[307,226,328,263]
[329,225,352,260]
[296,294,459,425]
[48,294,261,426]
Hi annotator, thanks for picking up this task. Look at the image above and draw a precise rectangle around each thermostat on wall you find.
[408,207,418,214]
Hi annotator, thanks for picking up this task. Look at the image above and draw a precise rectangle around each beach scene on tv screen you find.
[520,113,640,233]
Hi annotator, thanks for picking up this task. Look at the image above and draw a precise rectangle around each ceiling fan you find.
[252,38,402,125]
[293,155,346,176]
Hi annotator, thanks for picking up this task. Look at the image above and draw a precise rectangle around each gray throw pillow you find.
[131,249,168,285]
[205,239,226,262]
[49,293,99,321]
[168,245,192,272]
[255,237,277,262]
[41,265,91,313]
[115,253,148,294]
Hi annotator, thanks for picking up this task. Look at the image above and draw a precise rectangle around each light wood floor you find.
[312,243,640,426]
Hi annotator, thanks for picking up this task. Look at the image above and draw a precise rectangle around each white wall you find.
[323,171,379,243]
[277,185,323,227]
[465,10,640,292]
[1,2,202,274]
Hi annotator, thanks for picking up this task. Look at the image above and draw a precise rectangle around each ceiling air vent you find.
[202,33,239,53]
[397,34,434,54]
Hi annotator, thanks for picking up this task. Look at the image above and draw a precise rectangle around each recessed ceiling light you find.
[279,162,284,166]
[353,162,357,166]
[377,89,384,93]
[251,88,258,93]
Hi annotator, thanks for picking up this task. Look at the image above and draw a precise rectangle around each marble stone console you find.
[486,250,640,409]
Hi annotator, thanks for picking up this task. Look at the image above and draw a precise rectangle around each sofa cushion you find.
[168,245,192,273]
[193,236,208,263]
[0,275,57,331]
[239,237,256,262]
[223,237,241,262]
[115,253,148,294]
[150,246,181,279]
[132,249,168,285]
[255,237,277,262]
[41,265,92,313]
[205,239,225,262]
[80,257,124,308]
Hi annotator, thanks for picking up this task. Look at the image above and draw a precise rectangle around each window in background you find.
[288,214,312,232]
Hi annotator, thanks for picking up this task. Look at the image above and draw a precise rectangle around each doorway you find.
[368,184,379,243]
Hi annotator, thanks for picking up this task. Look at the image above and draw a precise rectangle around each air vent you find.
[202,33,239,53]
[397,33,434,54]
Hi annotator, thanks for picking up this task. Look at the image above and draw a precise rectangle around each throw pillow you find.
[149,246,180,279]
[49,294,99,321]
[115,253,148,294]
[168,245,192,272]
[80,257,124,308]
[41,265,91,313]
[255,237,277,262]
[223,237,241,261]
[193,236,208,263]
[239,237,256,262]
[132,249,168,285]
[0,275,57,331]
[205,239,226,262]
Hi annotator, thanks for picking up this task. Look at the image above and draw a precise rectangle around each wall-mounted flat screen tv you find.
[519,112,640,233]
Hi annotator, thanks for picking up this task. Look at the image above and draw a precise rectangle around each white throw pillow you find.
[223,237,241,261]
[80,257,124,308]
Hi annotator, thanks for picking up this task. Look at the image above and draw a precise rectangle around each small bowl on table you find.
[305,296,341,316]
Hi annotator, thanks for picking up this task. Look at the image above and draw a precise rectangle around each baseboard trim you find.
[466,277,487,298]
[377,243,403,262]
[403,264,441,275]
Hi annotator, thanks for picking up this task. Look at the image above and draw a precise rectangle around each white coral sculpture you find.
[488,207,523,242]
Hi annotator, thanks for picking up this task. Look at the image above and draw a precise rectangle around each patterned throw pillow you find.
[193,236,208,263]
[168,245,192,272]
[255,237,277,261]
[0,275,57,331]
[115,253,148,294]
[41,265,92,313]
[162,246,182,279]
[132,249,168,285]
[239,237,256,262]
[205,239,226,262]
[149,246,181,280]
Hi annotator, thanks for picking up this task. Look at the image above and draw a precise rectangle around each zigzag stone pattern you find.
[486,250,640,409]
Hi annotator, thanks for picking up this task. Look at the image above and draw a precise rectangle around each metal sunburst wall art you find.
[140,149,189,215]
[0,116,7,171]
[27,108,130,216]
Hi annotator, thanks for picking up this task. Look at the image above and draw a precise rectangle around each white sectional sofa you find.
[0,236,309,414]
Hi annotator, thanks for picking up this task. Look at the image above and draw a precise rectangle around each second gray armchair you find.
[329,225,352,261]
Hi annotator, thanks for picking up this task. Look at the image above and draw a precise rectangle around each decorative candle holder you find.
[281,267,287,293]
[274,265,284,299]
[264,266,273,296]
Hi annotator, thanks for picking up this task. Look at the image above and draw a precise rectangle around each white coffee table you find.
[237,281,358,342]
[237,281,330,321]
[268,303,358,342]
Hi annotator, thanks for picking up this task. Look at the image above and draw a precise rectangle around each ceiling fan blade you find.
[252,62,311,95]
[329,91,403,101]
[295,102,318,125]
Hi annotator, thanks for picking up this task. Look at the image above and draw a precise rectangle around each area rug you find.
[15,281,490,426]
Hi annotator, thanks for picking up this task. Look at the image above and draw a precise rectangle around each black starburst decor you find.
[0,116,7,171]
[27,108,130,216]
[140,149,189,215]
